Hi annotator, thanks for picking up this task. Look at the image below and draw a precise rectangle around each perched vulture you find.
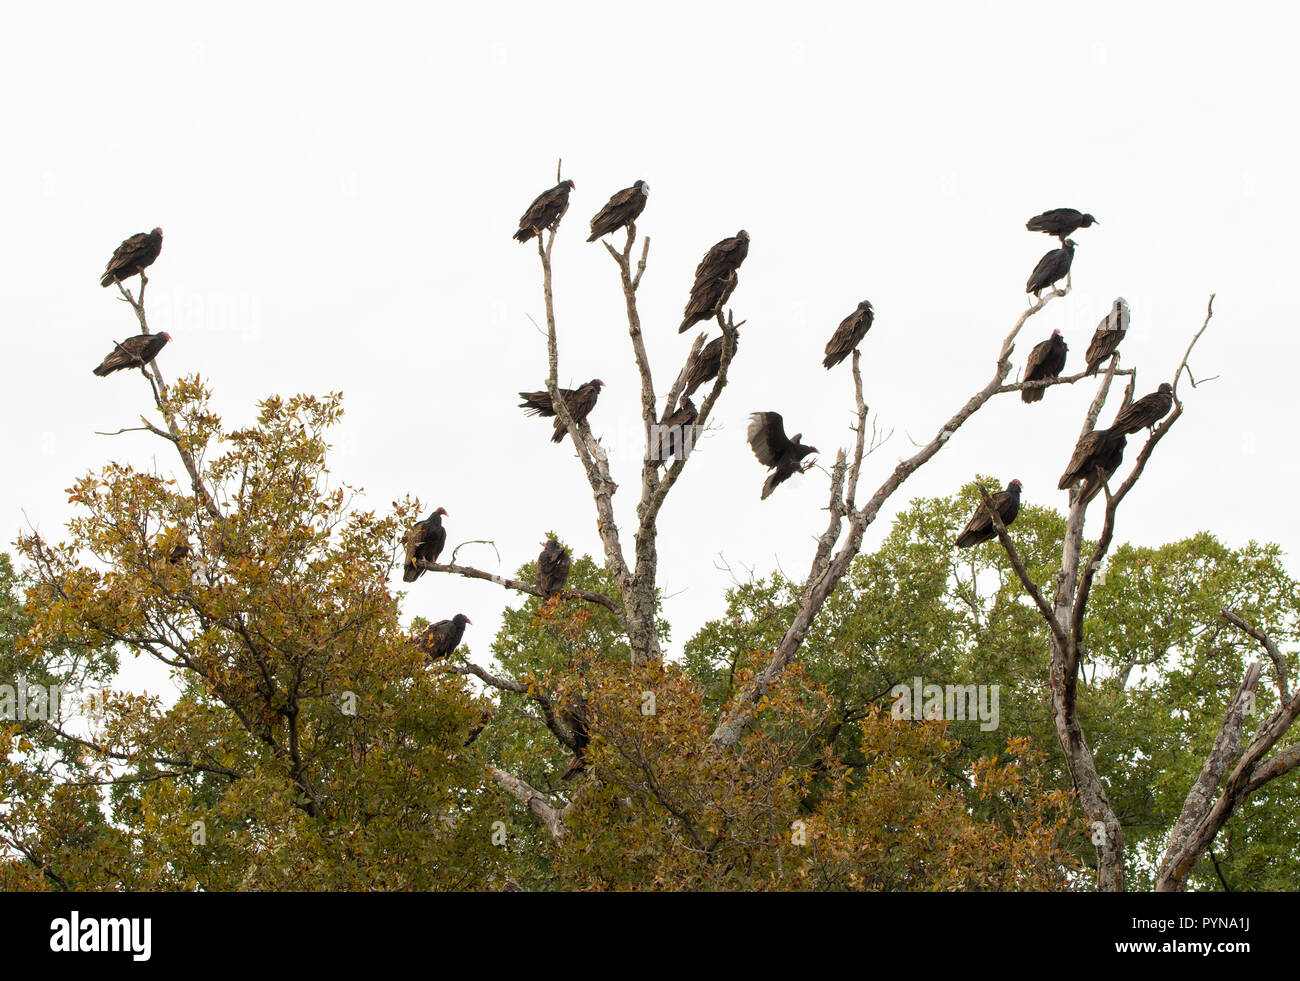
[1058,427,1127,502]
[403,507,447,582]
[513,180,575,243]
[100,228,163,287]
[562,695,591,780]
[518,380,604,442]
[653,396,697,466]
[93,332,171,376]
[747,411,819,500]
[536,539,571,599]
[1085,298,1130,375]
[1021,329,1068,403]
[679,231,749,332]
[167,543,192,565]
[416,613,471,662]
[683,330,740,396]
[587,180,649,242]
[1112,383,1174,435]
[1026,239,1077,297]
[464,708,494,747]
[1025,208,1098,240]
[955,480,1023,548]
[822,301,875,370]
[679,269,739,334]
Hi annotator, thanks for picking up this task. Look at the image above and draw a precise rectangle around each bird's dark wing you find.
[747,412,792,468]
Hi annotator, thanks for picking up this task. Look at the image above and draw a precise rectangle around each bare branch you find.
[488,766,568,840]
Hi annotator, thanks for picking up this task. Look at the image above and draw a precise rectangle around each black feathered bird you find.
[403,507,447,582]
[955,480,1023,548]
[1085,298,1130,375]
[93,333,171,376]
[1026,239,1076,297]
[653,396,697,467]
[562,695,591,780]
[682,331,739,396]
[1022,330,1068,403]
[101,228,163,287]
[514,180,575,242]
[416,613,471,662]
[587,180,649,242]
[679,231,749,332]
[536,539,571,599]
[1026,208,1097,240]
[518,380,604,442]
[747,412,818,500]
[823,301,874,369]
[1059,428,1127,502]
[1112,383,1174,435]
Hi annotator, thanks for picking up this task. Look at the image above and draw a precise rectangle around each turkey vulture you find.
[536,539,571,599]
[403,507,447,582]
[679,231,749,332]
[514,180,575,243]
[518,380,604,442]
[653,396,697,466]
[561,695,590,780]
[747,412,819,500]
[1058,427,1127,502]
[682,330,740,396]
[1085,298,1130,375]
[587,180,649,242]
[92,332,171,376]
[168,543,192,565]
[1026,239,1076,297]
[416,613,471,662]
[955,480,1023,548]
[464,708,494,747]
[1025,208,1097,240]
[100,228,163,287]
[679,269,739,333]
[822,301,875,370]
[1021,329,1068,403]
[1112,383,1174,435]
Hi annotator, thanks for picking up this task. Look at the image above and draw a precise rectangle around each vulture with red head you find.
[682,330,739,396]
[822,301,875,369]
[403,507,447,582]
[1059,427,1127,502]
[1025,208,1098,241]
[93,332,171,376]
[1021,330,1068,403]
[1112,383,1174,435]
[518,380,604,442]
[1026,239,1076,297]
[679,230,749,332]
[514,180,575,242]
[101,228,163,287]
[416,613,471,662]
[747,412,818,500]
[955,480,1023,548]
[536,539,571,599]
[1085,298,1130,375]
[587,180,649,241]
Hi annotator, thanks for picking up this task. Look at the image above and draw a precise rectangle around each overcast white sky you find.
[2,3,1296,697]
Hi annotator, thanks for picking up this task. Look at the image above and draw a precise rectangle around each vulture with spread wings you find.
[747,411,818,500]
[518,380,604,443]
